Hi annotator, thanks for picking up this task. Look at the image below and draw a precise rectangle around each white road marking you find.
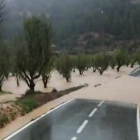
[4,98,74,140]
[98,100,104,107]
[89,108,97,117]
[71,137,77,140]
[77,120,88,134]
[137,106,140,140]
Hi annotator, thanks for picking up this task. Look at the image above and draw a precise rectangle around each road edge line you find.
[137,105,140,140]
[3,98,74,140]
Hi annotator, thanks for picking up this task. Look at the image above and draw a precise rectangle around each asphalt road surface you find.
[4,99,139,140]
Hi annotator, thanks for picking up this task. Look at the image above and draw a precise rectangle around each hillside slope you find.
[4,0,140,52]
[57,32,140,54]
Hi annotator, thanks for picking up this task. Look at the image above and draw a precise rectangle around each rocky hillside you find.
[4,0,140,53]
[57,32,140,54]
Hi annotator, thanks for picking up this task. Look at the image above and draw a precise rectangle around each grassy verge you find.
[0,91,11,95]
[0,85,85,128]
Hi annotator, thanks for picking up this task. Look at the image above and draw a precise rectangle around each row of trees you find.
[55,51,140,82]
[0,15,53,92]
[0,14,140,93]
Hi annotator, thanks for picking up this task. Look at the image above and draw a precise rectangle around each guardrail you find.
[130,66,140,77]
[130,66,140,74]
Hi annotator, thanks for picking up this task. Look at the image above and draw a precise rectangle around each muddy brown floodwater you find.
[1,66,134,102]
[0,66,139,139]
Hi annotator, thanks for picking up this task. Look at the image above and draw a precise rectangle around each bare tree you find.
[16,16,52,91]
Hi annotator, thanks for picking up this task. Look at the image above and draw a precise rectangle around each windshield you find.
[0,0,140,140]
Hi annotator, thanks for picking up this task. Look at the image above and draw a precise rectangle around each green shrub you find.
[125,55,131,67]
[59,55,73,82]
[0,115,8,128]
[110,56,117,69]
[16,99,37,115]
[92,56,97,72]
[56,58,62,74]
[76,54,88,75]
[25,90,36,95]
[10,112,17,121]
[94,53,110,75]
[114,49,126,71]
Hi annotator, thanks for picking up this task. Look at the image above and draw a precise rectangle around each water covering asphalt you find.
[3,99,138,140]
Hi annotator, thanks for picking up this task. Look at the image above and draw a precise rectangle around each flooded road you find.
[1,66,140,139]
[3,99,138,140]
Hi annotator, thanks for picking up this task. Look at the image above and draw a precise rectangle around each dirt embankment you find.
[0,85,85,129]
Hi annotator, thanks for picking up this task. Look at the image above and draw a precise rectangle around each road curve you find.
[3,99,139,140]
